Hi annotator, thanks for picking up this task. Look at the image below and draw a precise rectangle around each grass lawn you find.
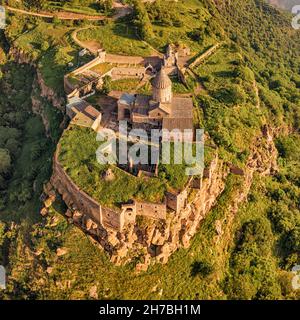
[44,1,108,16]
[90,62,114,75]
[193,45,242,92]
[67,75,82,86]
[147,0,217,54]
[11,21,77,93]
[170,76,191,94]
[39,45,77,94]
[14,23,71,59]
[77,23,152,57]
[58,126,166,208]
[111,78,140,92]
[194,44,263,166]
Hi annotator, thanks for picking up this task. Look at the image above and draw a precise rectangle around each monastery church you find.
[117,68,194,142]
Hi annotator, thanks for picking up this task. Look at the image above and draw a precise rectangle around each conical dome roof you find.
[151,68,172,89]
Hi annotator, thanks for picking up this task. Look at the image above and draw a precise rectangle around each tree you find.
[53,16,61,26]
[190,261,214,278]
[132,0,154,41]
[101,75,112,95]
[103,0,113,13]
[24,0,46,11]
[214,84,246,105]
[0,149,11,174]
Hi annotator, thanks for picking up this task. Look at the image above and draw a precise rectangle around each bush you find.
[190,261,213,278]
[101,75,112,95]
[213,84,246,105]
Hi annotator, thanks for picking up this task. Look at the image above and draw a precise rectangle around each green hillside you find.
[0,0,299,300]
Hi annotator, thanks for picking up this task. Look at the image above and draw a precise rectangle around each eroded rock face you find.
[36,70,65,112]
[9,47,37,66]
[10,47,65,112]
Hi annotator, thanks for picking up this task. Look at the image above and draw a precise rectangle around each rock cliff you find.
[43,150,229,270]
[9,46,65,111]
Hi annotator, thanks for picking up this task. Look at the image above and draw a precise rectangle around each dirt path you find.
[4,6,106,21]
[4,1,132,21]
[253,80,261,109]
[71,27,101,53]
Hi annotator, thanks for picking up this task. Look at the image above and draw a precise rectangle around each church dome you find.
[151,68,172,89]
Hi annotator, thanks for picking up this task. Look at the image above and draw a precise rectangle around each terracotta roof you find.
[148,102,171,115]
[170,97,193,118]
[162,97,194,131]
[151,68,172,89]
[162,117,193,132]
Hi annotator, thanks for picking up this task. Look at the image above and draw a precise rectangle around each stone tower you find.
[151,68,172,103]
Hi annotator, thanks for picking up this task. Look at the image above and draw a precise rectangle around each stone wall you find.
[73,56,104,76]
[189,43,221,69]
[51,147,171,232]
[111,67,146,80]
[136,201,166,220]
[51,152,103,226]
[166,189,188,213]
[177,67,188,86]
[46,148,227,268]
[100,206,122,231]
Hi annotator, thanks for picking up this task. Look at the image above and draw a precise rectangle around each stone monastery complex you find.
[64,43,194,141]
[43,41,226,267]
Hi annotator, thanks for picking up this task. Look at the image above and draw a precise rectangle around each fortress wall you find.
[166,189,188,213]
[64,75,76,94]
[177,67,188,86]
[72,56,103,75]
[52,156,103,226]
[189,43,220,69]
[100,206,122,231]
[106,54,145,65]
[136,202,166,220]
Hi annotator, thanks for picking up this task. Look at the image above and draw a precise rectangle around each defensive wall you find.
[51,145,196,233]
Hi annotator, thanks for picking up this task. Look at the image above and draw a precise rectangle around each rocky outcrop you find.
[9,47,37,66]
[210,124,279,282]
[43,123,280,271]
[43,150,229,269]
[31,92,51,138]
[36,70,65,112]
[9,46,65,111]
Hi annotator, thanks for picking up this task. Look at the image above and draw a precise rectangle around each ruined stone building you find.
[66,96,102,132]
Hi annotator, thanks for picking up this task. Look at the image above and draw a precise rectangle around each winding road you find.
[4,1,132,21]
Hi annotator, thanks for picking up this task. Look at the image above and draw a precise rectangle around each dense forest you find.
[0,0,299,299]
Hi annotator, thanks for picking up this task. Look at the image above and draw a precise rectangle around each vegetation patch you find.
[77,22,152,56]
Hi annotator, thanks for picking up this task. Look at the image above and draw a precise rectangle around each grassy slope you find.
[77,22,153,57]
